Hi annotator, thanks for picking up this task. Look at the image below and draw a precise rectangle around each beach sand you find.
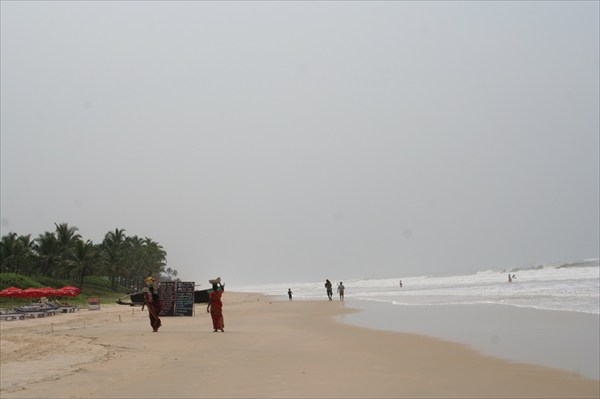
[1,293,598,398]
[342,300,600,380]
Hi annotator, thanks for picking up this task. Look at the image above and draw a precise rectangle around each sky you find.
[1,1,598,286]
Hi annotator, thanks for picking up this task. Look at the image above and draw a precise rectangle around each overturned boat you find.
[116,292,145,306]
[116,288,212,306]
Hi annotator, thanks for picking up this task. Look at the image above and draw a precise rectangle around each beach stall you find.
[87,298,101,310]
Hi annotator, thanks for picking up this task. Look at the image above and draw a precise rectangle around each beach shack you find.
[87,298,101,310]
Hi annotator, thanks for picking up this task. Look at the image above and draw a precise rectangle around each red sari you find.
[143,292,163,332]
[208,289,224,331]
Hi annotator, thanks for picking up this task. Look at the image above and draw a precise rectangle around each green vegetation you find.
[0,272,44,289]
[1,223,180,304]
[0,273,130,306]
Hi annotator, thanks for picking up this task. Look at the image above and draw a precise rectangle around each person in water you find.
[288,289,293,301]
[325,279,333,301]
[337,282,345,301]
[207,280,225,332]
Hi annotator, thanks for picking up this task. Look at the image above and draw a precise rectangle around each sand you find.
[1,293,598,398]
[343,300,600,379]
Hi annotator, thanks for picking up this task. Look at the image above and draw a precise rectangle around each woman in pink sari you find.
[207,282,224,332]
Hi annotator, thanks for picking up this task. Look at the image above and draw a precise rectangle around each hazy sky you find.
[1,1,598,286]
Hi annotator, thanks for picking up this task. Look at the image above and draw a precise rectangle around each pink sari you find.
[144,292,162,332]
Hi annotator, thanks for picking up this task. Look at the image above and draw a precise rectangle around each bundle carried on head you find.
[145,276,160,290]
[208,277,221,285]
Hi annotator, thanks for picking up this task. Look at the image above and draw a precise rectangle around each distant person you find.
[288,289,293,301]
[337,282,345,301]
[141,277,163,332]
[399,280,403,288]
[508,274,512,283]
[325,279,333,301]
[38,296,57,309]
[207,279,225,332]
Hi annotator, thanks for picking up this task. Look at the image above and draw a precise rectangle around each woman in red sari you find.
[141,286,163,332]
[207,282,224,332]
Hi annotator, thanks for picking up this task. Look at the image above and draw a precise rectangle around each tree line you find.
[0,223,177,292]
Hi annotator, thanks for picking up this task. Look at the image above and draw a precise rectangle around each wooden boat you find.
[116,288,212,306]
[116,292,144,306]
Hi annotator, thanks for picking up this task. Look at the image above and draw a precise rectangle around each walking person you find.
[207,278,225,332]
[141,277,163,332]
[337,282,345,301]
[288,288,293,301]
[325,279,333,301]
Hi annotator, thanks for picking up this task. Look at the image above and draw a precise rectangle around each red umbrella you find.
[19,288,47,298]
[60,286,81,293]
[55,290,78,297]
[38,287,60,296]
[0,287,23,297]
[56,286,81,297]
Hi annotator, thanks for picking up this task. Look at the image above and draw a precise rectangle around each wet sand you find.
[341,300,600,379]
[1,293,598,398]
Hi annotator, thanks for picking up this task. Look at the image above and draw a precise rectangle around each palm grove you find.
[0,223,177,291]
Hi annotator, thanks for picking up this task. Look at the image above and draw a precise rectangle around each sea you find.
[231,258,600,379]
[232,258,600,315]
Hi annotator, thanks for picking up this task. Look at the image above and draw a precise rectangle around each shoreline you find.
[337,299,600,380]
[1,292,598,398]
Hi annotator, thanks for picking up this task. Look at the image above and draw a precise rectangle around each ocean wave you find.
[233,258,599,314]
[505,258,599,273]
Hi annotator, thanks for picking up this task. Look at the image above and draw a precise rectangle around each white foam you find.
[232,261,600,314]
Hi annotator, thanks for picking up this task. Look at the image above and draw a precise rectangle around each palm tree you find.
[0,233,36,274]
[68,239,98,290]
[165,267,174,280]
[124,235,146,290]
[3,225,171,293]
[100,228,127,290]
[142,237,167,277]
[54,223,82,279]
[34,232,61,277]
[55,223,81,248]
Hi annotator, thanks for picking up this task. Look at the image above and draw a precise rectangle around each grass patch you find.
[0,273,130,307]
